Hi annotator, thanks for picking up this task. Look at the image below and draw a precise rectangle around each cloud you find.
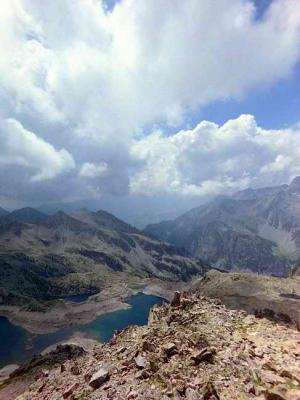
[130,114,300,196]
[0,2,64,124]
[0,0,300,205]
[0,118,75,182]
[79,162,108,178]
[1,0,300,134]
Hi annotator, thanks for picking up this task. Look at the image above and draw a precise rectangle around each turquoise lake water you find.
[0,293,165,368]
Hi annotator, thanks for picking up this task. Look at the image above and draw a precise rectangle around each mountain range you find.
[0,208,206,308]
[145,177,300,276]
[1,180,300,400]
[1,177,300,309]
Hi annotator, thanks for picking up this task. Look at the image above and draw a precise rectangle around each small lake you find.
[0,293,165,368]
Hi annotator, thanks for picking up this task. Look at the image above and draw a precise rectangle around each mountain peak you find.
[42,210,90,232]
[95,209,138,233]
[145,177,300,276]
[7,207,47,224]
[46,210,79,223]
[289,176,300,191]
[69,208,138,233]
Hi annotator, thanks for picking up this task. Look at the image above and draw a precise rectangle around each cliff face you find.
[3,291,299,400]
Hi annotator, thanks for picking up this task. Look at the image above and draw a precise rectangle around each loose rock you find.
[8,293,300,400]
[89,367,110,389]
[162,342,177,357]
[134,354,146,369]
[63,382,79,398]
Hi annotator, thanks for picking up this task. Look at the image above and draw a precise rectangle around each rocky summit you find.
[4,291,299,400]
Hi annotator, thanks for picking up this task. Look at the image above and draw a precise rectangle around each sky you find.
[0,0,300,224]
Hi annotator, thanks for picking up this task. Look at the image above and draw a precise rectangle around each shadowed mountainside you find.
[0,209,207,308]
[0,207,47,224]
[145,177,300,276]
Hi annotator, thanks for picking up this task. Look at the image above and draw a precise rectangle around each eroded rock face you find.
[6,291,300,400]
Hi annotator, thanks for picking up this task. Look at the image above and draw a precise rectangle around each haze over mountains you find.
[36,195,194,229]
[145,177,300,276]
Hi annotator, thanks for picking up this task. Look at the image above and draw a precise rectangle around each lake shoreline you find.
[0,291,168,373]
[0,280,184,335]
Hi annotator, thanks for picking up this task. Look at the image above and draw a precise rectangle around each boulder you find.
[162,342,177,357]
[142,340,155,352]
[191,348,216,365]
[171,291,181,307]
[89,368,109,389]
[134,354,146,369]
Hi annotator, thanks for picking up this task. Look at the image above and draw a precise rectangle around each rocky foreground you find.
[3,291,300,400]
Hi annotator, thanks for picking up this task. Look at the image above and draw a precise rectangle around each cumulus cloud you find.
[130,115,300,196]
[0,0,300,205]
[0,118,75,182]
[79,162,108,178]
[1,0,300,135]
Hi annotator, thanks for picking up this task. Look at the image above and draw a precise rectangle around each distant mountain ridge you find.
[70,208,138,233]
[0,207,207,307]
[145,177,300,276]
[1,207,47,224]
[0,207,8,217]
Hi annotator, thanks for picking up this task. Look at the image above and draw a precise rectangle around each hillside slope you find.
[2,291,299,400]
[145,177,300,276]
[70,208,138,233]
[0,209,207,307]
[192,269,300,324]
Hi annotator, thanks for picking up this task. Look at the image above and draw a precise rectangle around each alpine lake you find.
[0,293,165,368]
